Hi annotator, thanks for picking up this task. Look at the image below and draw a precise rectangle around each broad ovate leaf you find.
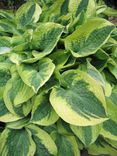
[16,1,42,28]
[50,70,108,126]
[51,131,80,156]
[31,22,63,59]
[0,128,36,156]
[26,124,58,156]
[31,93,59,126]
[65,18,115,57]
[70,124,101,146]
[17,58,55,93]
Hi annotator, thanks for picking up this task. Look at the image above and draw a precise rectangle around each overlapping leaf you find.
[65,18,115,57]
[50,70,108,126]
[0,0,117,155]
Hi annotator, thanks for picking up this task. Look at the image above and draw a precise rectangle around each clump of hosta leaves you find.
[0,0,117,156]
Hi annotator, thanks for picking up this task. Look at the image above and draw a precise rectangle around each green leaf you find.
[104,7,117,17]
[65,18,115,57]
[0,98,21,122]
[3,72,34,115]
[4,71,34,106]
[108,63,117,79]
[40,0,66,22]
[6,117,30,129]
[10,53,39,64]
[49,50,69,69]
[87,60,105,89]
[100,93,117,141]
[50,70,107,126]
[51,131,80,156]
[31,93,59,126]
[106,139,117,150]
[88,137,117,156]
[0,10,14,21]
[69,0,95,17]
[41,0,95,23]
[70,124,101,146]
[0,63,11,97]
[101,119,117,141]
[0,36,11,54]
[31,22,63,59]
[17,58,55,93]
[0,19,18,34]
[0,128,36,156]
[26,124,58,156]
[110,86,117,107]
[16,1,42,28]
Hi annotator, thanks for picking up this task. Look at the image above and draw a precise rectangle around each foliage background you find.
[0,0,117,10]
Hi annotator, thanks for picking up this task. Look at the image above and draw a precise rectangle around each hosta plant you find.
[0,0,117,156]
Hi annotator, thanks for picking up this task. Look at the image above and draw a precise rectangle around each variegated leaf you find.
[0,128,36,156]
[41,0,95,23]
[3,72,34,115]
[6,117,29,129]
[26,124,57,156]
[50,70,107,126]
[0,19,18,34]
[49,50,69,69]
[100,88,117,141]
[16,1,42,28]
[31,93,59,126]
[70,124,101,146]
[17,58,55,93]
[0,98,21,122]
[51,131,80,156]
[0,63,11,97]
[65,18,115,57]
[88,137,117,156]
[31,22,63,59]
[0,36,11,54]
[87,61,105,89]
